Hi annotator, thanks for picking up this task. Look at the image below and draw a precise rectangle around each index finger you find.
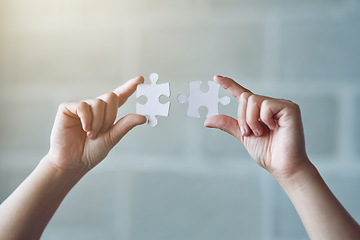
[112,76,144,107]
[214,75,252,100]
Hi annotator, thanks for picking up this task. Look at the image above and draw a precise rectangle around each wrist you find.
[45,148,91,172]
[39,154,87,186]
[272,158,320,195]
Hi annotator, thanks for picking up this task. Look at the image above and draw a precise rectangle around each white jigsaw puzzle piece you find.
[177,81,230,118]
[136,73,170,127]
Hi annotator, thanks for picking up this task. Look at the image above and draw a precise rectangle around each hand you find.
[46,76,147,173]
[205,76,310,179]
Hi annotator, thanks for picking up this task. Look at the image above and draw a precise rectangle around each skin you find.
[0,75,359,239]
[205,75,360,240]
[0,76,146,240]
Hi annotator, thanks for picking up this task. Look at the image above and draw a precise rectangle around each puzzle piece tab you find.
[177,81,230,118]
[136,73,170,127]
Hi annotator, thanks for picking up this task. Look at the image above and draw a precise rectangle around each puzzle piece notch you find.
[177,81,230,118]
[136,73,170,127]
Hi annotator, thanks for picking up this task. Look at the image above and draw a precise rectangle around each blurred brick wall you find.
[0,1,359,239]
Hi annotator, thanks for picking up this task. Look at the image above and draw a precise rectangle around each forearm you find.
[0,155,85,240]
[276,159,360,240]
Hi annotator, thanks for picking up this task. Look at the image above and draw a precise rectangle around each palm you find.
[49,108,112,171]
[242,127,274,169]
[46,77,146,172]
[242,123,301,175]
[205,75,308,177]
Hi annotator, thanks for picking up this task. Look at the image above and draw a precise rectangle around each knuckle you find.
[292,102,300,110]
[94,98,105,106]
[78,101,88,109]
[58,102,67,109]
[239,92,252,102]
[247,94,258,105]
[287,100,301,111]
[103,92,118,102]
[261,99,272,110]
[58,101,71,111]
[108,92,118,100]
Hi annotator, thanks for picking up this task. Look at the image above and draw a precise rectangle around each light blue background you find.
[0,1,359,239]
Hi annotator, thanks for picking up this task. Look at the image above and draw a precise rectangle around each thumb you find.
[108,114,147,147]
[204,115,242,141]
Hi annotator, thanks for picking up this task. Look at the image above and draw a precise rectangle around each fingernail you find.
[240,126,245,136]
[254,130,260,137]
[89,132,96,139]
